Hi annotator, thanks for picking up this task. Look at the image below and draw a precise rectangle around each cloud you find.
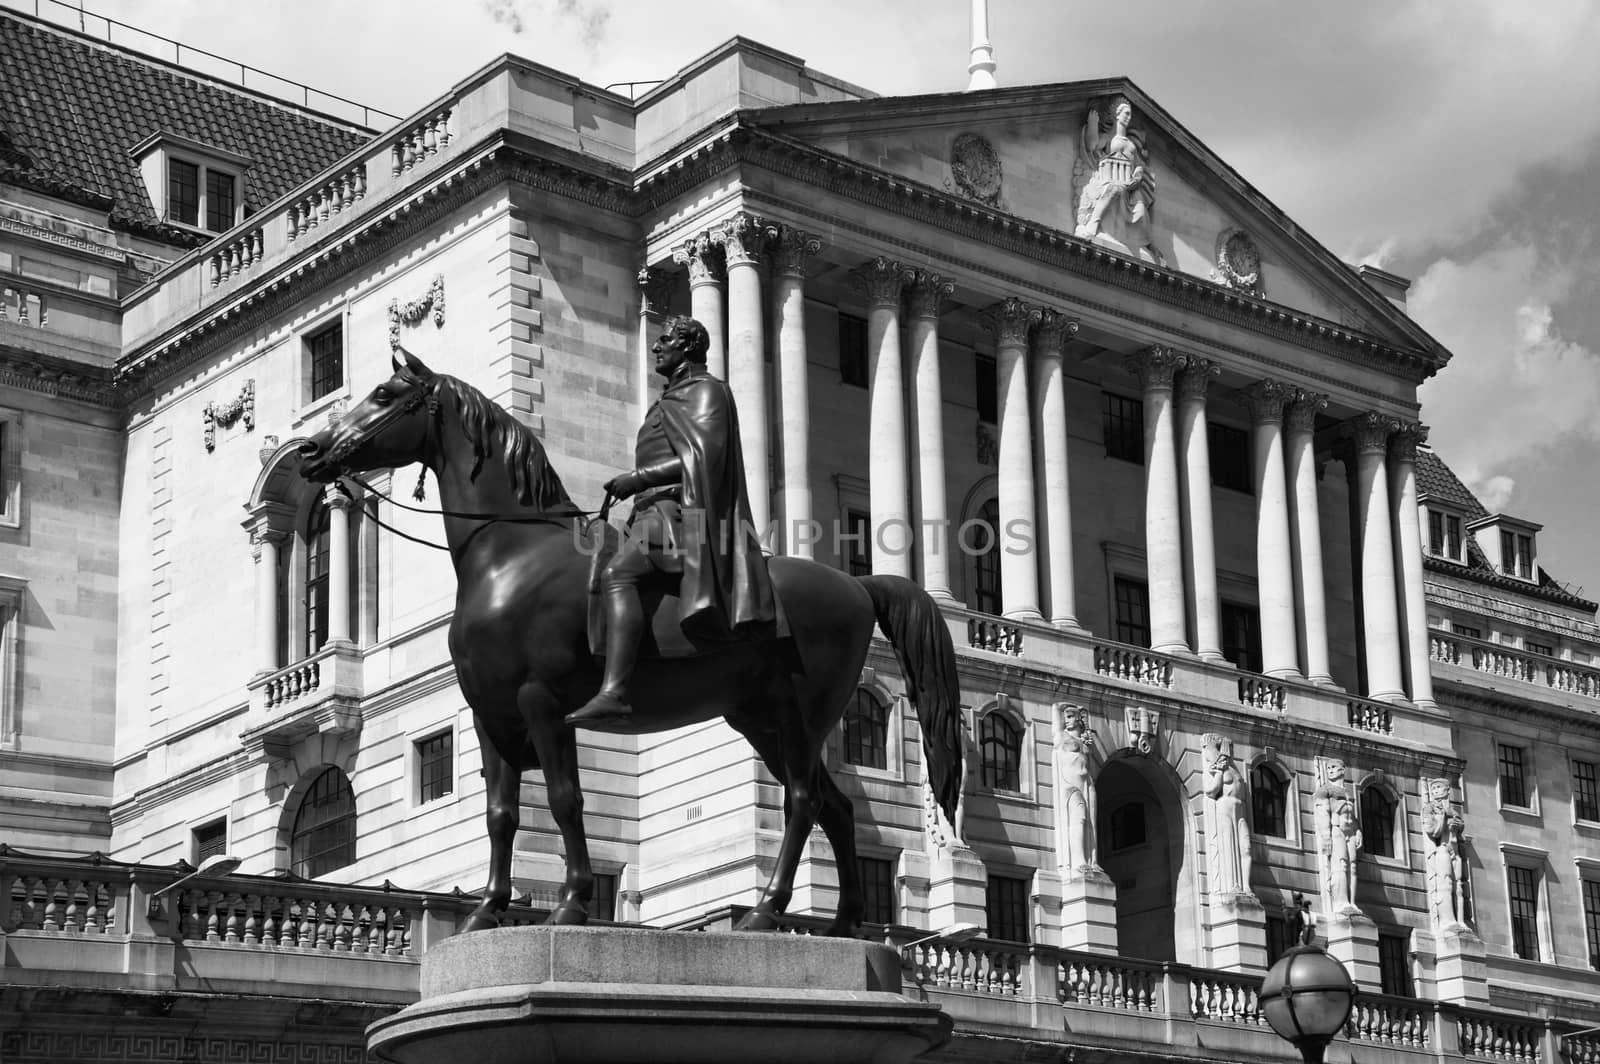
[481,0,610,49]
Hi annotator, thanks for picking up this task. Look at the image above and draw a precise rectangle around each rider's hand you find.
[604,471,642,500]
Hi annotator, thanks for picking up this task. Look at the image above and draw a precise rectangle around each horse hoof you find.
[544,900,589,926]
[734,907,780,932]
[462,910,502,933]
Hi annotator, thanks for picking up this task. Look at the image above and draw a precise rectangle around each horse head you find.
[299,347,438,483]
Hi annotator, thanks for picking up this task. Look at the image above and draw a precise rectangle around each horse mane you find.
[431,373,580,514]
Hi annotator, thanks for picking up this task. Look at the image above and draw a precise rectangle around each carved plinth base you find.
[1322,910,1380,991]
[1059,868,1118,955]
[926,845,988,933]
[1412,926,1488,1005]
[368,926,951,1064]
[1031,869,1063,947]
[1208,892,1267,974]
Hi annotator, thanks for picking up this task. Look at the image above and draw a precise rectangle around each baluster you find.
[82,881,101,933]
[242,894,260,945]
[41,877,62,931]
[335,902,354,951]
[61,878,81,931]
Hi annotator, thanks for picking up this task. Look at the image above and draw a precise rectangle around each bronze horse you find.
[299,349,963,935]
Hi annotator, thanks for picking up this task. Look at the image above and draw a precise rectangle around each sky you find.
[23,0,1600,600]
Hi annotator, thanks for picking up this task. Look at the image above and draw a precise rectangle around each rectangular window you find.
[1378,932,1414,997]
[417,731,454,804]
[1575,760,1599,823]
[844,508,872,577]
[1454,623,1482,640]
[1527,640,1554,657]
[0,412,18,528]
[1265,914,1291,966]
[1220,602,1262,673]
[1498,744,1529,808]
[204,169,236,233]
[1507,864,1541,961]
[838,313,868,388]
[1208,422,1252,493]
[1102,392,1144,463]
[1584,878,1600,971]
[168,158,199,226]
[858,856,896,927]
[985,873,1029,943]
[192,818,227,864]
[1429,511,1462,560]
[586,871,618,922]
[0,581,23,746]
[1446,515,1462,560]
[306,322,345,402]
[1501,531,1533,579]
[1114,577,1151,648]
[975,353,998,424]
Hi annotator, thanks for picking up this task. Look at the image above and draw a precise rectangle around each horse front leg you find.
[466,716,520,932]
[531,693,593,926]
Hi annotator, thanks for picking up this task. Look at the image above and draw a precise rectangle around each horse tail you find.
[858,575,963,826]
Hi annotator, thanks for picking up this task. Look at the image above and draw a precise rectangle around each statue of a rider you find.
[565,315,776,728]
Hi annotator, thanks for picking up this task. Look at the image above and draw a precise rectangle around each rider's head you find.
[664,315,710,364]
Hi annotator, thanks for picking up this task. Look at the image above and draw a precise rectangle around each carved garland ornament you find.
[948,132,1004,208]
[388,274,445,351]
[1211,229,1263,297]
[203,378,255,452]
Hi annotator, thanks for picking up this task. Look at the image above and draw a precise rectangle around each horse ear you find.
[396,345,435,380]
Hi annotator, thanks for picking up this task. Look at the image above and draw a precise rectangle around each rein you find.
[336,471,607,553]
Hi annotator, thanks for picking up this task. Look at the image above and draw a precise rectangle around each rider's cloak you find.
[654,366,776,639]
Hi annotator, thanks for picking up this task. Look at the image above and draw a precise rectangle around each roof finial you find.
[967,0,997,91]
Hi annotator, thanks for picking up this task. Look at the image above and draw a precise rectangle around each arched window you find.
[1361,786,1397,858]
[1251,762,1290,838]
[291,767,357,878]
[842,689,888,769]
[978,711,1022,791]
[966,499,1002,616]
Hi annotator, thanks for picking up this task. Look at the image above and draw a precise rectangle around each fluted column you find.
[984,298,1044,620]
[326,486,353,644]
[672,234,726,379]
[771,226,823,558]
[1389,423,1435,707]
[1286,393,1332,684]
[252,528,287,673]
[1125,347,1188,653]
[1031,310,1081,628]
[907,271,956,598]
[1176,360,1222,660]
[637,266,674,416]
[1242,381,1298,677]
[855,257,916,577]
[1349,413,1405,701]
[718,213,771,539]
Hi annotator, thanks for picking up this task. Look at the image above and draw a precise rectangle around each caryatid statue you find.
[1312,758,1361,914]
[1422,776,1469,931]
[1052,703,1099,878]
[1202,734,1253,896]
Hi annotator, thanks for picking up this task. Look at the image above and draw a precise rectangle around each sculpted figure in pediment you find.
[1073,96,1167,267]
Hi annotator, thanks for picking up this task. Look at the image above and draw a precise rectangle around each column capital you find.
[981,296,1042,348]
[1240,380,1296,424]
[1344,410,1402,455]
[853,256,915,307]
[1176,358,1221,401]
[768,225,823,278]
[1388,421,1429,463]
[638,265,675,315]
[1031,309,1080,354]
[906,270,955,319]
[1123,345,1184,391]
[672,233,724,285]
[715,211,769,268]
[1285,391,1329,434]
[252,526,290,547]
[323,484,354,510]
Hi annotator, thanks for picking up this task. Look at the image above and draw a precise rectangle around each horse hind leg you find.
[466,716,520,932]
[812,764,865,938]
[527,687,593,926]
[728,707,818,933]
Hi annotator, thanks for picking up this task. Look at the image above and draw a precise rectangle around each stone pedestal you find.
[1031,869,1063,948]
[925,845,987,932]
[1323,909,1380,991]
[369,926,951,1064]
[1059,869,1118,954]
[1413,926,1488,1005]
[1208,893,1267,974]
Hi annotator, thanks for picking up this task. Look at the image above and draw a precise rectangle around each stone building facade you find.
[2,7,1599,1064]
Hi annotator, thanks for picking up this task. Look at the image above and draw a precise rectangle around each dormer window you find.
[1469,513,1541,583]
[1426,508,1464,563]
[1501,531,1533,580]
[131,133,251,236]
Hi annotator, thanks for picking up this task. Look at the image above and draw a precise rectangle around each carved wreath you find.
[1211,229,1263,297]
[203,379,255,452]
[388,274,445,351]
[948,133,1003,207]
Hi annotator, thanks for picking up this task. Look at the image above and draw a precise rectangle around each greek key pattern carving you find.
[0,1031,368,1064]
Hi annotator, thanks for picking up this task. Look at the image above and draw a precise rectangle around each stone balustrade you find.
[289,162,369,241]
[1457,1011,1543,1062]
[1430,630,1600,703]
[1350,993,1433,1048]
[968,617,1024,656]
[243,642,365,757]
[1238,676,1287,712]
[207,227,264,288]
[1188,967,1264,1023]
[1347,696,1395,734]
[1094,643,1176,688]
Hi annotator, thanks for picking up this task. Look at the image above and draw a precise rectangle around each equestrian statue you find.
[297,315,964,936]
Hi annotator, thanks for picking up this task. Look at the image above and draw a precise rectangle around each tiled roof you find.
[1414,448,1488,520]
[0,10,374,244]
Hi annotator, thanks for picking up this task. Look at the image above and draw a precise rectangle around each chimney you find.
[1356,264,1410,310]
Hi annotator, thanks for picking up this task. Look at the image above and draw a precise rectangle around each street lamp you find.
[1260,937,1357,1064]
[899,922,987,951]
[146,853,243,921]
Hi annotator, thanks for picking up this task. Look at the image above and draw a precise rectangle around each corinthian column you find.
[718,213,771,539]
[1032,310,1081,628]
[1286,393,1332,684]
[771,226,823,558]
[637,266,674,416]
[855,257,916,578]
[1125,347,1187,653]
[1348,412,1405,701]
[1389,423,1435,707]
[1176,360,1222,660]
[1242,381,1298,678]
[908,271,956,599]
[672,234,726,379]
[984,298,1044,621]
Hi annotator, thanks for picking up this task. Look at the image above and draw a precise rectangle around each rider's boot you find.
[565,583,643,729]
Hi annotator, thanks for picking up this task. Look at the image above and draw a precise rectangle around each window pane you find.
[1361,789,1395,858]
[975,354,997,424]
[1584,878,1600,971]
[205,170,235,233]
[168,159,198,225]
[1250,764,1287,837]
[843,689,888,769]
[978,712,1021,791]
[985,874,1028,943]
[307,323,344,401]
[969,499,1001,616]
[1208,422,1252,493]
[1498,745,1528,808]
[291,768,356,878]
[838,313,868,388]
[1265,915,1292,966]
[858,856,895,926]
[844,508,872,577]
[193,819,227,864]
[1113,577,1151,648]
[1454,623,1481,640]
[1102,392,1144,463]
[586,872,618,922]
[1428,510,1444,554]
[1220,602,1262,673]
[1378,932,1413,997]
[1576,761,1600,822]
[417,731,453,803]
[1506,865,1540,961]
[305,495,331,657]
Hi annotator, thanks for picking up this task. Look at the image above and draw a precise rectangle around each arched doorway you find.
[1096,756,1183,961]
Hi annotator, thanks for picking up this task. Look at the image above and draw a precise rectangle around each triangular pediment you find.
[748,81,1439,358]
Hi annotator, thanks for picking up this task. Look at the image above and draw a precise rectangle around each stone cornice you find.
[0,345,118,406]
[1424,555,1597,612]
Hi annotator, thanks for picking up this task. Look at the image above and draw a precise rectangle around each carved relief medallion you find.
[949,132,1003,207]
[1211,229,1263,297]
